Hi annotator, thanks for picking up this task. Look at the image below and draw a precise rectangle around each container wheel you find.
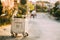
[15,33,17,37]
[23,32,28,37]
[11,32,14,37]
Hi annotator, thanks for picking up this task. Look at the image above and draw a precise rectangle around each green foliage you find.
[55,1,60,7]
[0,1,3,15]
[15,5,27,18]
[54,9,60,17]
[50,1,60,17]
[18,6,27,15]
[20,0,27,5]
[36,5,42,12]
[36,5,41,9]
[0,16,11,26]
[36,4,48,12]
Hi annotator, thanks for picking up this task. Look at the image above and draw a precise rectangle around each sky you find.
[29,0,59,3]
[28,0,37,2]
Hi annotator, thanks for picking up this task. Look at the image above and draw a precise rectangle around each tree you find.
[20,0,27,5]
[55,1,60,7]
[0,0,3,15]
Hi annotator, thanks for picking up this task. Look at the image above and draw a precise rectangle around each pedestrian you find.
[30,10,36,18]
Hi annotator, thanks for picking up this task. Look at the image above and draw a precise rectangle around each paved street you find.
[0,13,60,40]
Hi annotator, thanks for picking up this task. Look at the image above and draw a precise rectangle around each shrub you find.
[20,0,27,5]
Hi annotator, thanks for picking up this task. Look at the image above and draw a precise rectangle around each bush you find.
[20,0,27,5]
[0,16,11,26]
[54,9,60,17]
[36,5,41,9]
[18,7,27,15]
[0,1,3,15]
[50,8,54,15]
[36,4,48,12]
[36,5,42,12]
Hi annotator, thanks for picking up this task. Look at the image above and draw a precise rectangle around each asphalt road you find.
[0,13,60,40]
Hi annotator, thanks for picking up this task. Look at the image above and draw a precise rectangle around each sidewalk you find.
[0,25,11,36]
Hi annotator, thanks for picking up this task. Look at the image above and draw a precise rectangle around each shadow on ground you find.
[0,36,15,40]
[0,36,37,40]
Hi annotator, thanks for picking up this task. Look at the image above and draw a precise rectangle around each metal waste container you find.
[11,17,28,37]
